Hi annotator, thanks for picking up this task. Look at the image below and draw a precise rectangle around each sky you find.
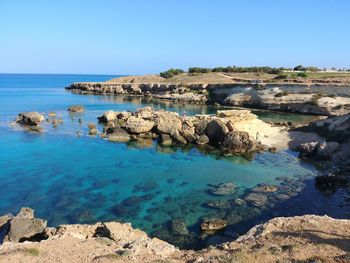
[0,0,349,75]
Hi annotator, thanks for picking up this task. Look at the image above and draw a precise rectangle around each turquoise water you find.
[0,74,348,248]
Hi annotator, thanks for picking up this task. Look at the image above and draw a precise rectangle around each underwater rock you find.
[201,219,227,231]
[205,200,233,209]
[251,185,278,193]
[68,105,85,113]
[209,183,236,196]
[134,182,158,192]
[48,112,56,117]
[244,193,269,207]
[169,218,189,236]
[16,112,44,126]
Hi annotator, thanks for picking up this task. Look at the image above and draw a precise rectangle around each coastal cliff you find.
[66,74,350,116]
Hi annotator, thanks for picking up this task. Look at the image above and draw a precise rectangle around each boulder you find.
[316,142,340,159]
[5,207,47,242]
[201,219,227,231]
[221,131,257,155]
[181,128,196,143]
[68,105,85,113]
[117,111,132,120]
[98,111,117,123]
[16,112,44,126]
[195,134,209,145]
[155,111,182,134]
[170,129,187,145]
[298,142,319,158]
[108,127,130,142]
[158,134,173,146]
[194,120,209,136]
[125,116,154,134]
[205,119,229,144]
[136,107,153,119]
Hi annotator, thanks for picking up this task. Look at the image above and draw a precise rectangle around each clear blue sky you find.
[0,0,349,74]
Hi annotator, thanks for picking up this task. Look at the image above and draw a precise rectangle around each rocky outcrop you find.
[309,113,350,141]
[4,207,47,242]
[16,112,44,126]
[66,81,350,115]
[67,105,85,113]
[97,108,276,156]
[298,141,340,159]
[2,210,348,263]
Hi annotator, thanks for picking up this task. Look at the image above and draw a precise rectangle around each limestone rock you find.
[108,127,130,142]
[125,116,154,134]
[195,134,209,145]
[16,112,44,126]
[221,131,257,154]
[158,134,173,146]
[205,119,229,144]
[155,111,182,134]
[181,127,196,143]
[170,129,187,145]
[5,208,47,242]
[68,105,85,113]
[98,110,117,123]
[201,220,227,231]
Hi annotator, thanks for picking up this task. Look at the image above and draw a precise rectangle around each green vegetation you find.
[274,74,288,80]
[25,248,39,256]
[297,72,308,78]
[188,67,211,73]
[160,68,184,78]
[293,65,320,72]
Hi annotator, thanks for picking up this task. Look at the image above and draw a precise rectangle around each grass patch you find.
[25,248,39,256]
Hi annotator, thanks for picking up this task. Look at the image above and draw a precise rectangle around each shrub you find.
[188,67,211,74]
[297,72,308,78]
[160,68,184,78]
[274,74,288,80]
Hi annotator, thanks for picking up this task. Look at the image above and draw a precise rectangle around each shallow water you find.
[0,74,349,248]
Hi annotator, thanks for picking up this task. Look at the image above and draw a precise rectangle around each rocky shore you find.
[66,77,350,116]
[1,208,349,263]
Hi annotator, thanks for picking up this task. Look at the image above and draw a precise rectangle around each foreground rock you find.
[16,112,44,126]
[98,108,278,156]
[4,207,47,242]
[1,211,349,263]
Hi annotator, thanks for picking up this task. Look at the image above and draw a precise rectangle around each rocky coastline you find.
[66,81,350,116]
[1,208,349,262]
